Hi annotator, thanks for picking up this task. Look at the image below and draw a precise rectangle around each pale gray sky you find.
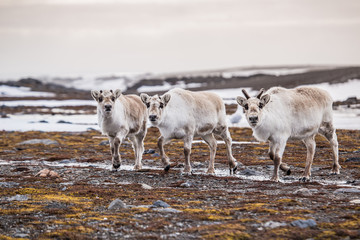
[0,0,360,78]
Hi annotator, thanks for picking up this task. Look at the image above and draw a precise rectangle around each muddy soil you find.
[0,127,359,239]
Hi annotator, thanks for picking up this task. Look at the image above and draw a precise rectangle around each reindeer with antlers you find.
[236,87,340,182]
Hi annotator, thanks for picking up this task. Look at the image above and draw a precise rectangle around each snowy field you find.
[0,79,359,131]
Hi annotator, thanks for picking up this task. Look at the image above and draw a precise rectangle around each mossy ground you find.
[0,127,359,239]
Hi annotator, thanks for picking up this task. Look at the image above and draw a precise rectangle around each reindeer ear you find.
[91,90,100,101]
[140,93,149,104]
[236,96,247,107]
[162,94,171,106]
[114,89,122,99]
[260,94,270,106]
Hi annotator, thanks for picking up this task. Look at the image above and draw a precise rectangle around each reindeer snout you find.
[105,104,112,111]
[149,115,157,122]
[249,116,258,122]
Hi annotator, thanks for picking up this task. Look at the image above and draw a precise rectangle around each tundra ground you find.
[0,127,359,240]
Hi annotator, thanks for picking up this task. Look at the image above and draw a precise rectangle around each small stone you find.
[89,180,100,185]
[0,182,20,188]
[193,162,204,168]
[350,199,360,204]
[108,199,126,210]
[57,120,72,124]
[17,139,59,145]
[151,200,170,208]
[151,153,160,157]
[143,149,156,154]
[294,188,312,196]
[290,219,317,228]
[59,159,77,164]
[99,140,109,146]
[141,183,153,190]
[180,182,192,188]
[13,233,29,238]
[39,120,48,123]
[334,188,360,194]
[345,157,360,163]
[8,195,29,201]
[35,169,60,178]
[264,221,287,229]
[153,208,182,213]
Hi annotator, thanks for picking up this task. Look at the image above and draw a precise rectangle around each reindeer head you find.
[140,93,171,125]
[236,88,270,128]
[91,89,122,117]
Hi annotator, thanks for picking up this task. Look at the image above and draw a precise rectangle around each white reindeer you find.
[236,87,340,182]
[140,88,239,174]
[91,89,147,171]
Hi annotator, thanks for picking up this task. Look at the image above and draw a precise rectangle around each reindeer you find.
[91,89,147,171]
[236,87,340,182]
[140,88,239,174]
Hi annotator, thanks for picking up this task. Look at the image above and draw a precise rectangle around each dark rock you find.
[151,153,160,157]
[99,140,109,146]
[294,188,312,196]
[143,149,156,154]
[17,139,59,145]
[0,182,20,188]
[345,157,360,163]
[45,202,69,209]
[39,120,48,123]
[108,199,126,210]
[334,188,360,194]
[151,200,170,208]
[239,168,262,176]
[290,219,316,228]
[57,120,72,124]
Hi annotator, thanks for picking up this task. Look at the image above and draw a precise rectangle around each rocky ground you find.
[0,127,359,239]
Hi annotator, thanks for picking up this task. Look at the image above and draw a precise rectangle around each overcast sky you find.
[0,0,360,78]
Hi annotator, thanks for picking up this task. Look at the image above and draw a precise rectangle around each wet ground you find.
[0,127,359,239]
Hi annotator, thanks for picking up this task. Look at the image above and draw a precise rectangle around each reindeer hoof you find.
[164,164,171,172]
[286,168,291,175]
[134,164,142,170]
[113,163,120,170]
[229,163,238,175]
[299,177,310,182]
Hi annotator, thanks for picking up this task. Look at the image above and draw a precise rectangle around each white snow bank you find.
[1,99,96,107]
[0,114,98,132]
[137,81,203,93]
[0,85,55,97]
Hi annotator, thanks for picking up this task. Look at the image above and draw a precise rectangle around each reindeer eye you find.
[99,97,103,102]
[244,104,249,110]
[259,103,263,109]
[159,103,164,109]
[111,97,115,102]
[146,103,150,108]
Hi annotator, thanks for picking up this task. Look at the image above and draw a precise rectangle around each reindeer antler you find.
[242,89,250,99]
[257,88,265,99]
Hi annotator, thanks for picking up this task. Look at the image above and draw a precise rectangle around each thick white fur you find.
[237,87,340,182]
[141,88,238,174]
